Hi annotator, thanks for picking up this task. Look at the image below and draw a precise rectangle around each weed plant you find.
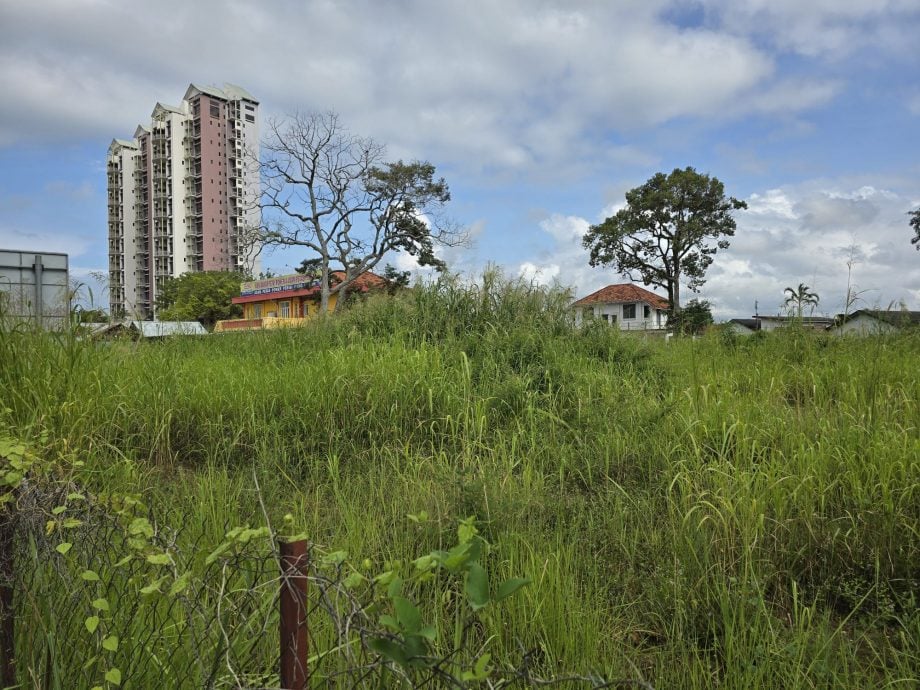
[0,271,918,687]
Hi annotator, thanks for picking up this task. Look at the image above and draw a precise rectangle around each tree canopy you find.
[669,298,713,335]
[582,167,746,314]
[154,271,244,330]
[911,208,920,251]
[248,112,463,313]
[784,283,819,318]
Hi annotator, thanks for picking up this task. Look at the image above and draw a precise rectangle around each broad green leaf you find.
[51,505,67,515]
[322,550,348,566]
[465,562,490,610]
[55,542,73,555]
[368,637,408,666]
[379,614,399,632]
[386,575,403,599]
[113,555,133,568]
[92,598,110,612]
[67,492,85,501]
[496,577,531,602]
[457,517,478,544]
[413,555,435,571]
[343,571,363,589]
[102,636,119,652]
[81,570,100,582]
[417,624,437,641]
[393,596,421,634]
[85,616,99,633]
[104,667,121,686]
[168,572,191,596]
[61,518,83,529]
[146,553,171,565]
[128,517,154,538]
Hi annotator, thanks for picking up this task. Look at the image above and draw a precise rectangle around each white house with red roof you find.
[572,284,670,330]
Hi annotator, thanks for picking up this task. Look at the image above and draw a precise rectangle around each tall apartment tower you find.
[107,84,261,319]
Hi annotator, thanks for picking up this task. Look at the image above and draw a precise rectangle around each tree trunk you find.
[333,267,354,313]
[319,265,330,316]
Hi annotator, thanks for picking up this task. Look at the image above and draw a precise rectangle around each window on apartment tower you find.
[210,102,220,117]
[245,114,255,123]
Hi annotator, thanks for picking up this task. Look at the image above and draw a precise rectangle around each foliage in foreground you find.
[0,271,918,688]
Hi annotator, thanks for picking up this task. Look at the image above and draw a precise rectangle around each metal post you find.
[279,539,309,690]
[32,255,43,328]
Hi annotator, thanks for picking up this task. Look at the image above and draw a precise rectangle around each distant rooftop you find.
[572,283,669,311]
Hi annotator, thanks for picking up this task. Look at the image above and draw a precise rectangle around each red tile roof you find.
[232,270,388,305]
[572,283,670,310]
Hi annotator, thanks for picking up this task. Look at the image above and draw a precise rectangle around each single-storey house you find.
[215,270,387,332]
[829,309,920,336]
[572,284,669,330]
[755,315,834,332]
[90,320,208,340]
[727,318,762,335]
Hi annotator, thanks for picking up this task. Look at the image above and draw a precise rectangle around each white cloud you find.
[0,0,871,175]
[707,0,919,59]
[518,261,560,286]
[907,93,920,116]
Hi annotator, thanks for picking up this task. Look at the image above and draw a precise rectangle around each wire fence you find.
[0,457,654,689]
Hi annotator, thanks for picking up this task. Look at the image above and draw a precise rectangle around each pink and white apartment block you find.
[107,84,261,319]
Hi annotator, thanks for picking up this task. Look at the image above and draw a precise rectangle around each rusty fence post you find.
[279,539,309,690]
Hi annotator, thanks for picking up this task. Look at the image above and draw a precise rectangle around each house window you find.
[623,303,637,319]
[610,314,617,325]
[644,305,651,319]
[253,304,262,318]
[279,301,290,318]
[583,307,593,319]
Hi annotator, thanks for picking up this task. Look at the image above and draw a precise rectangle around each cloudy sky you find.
[1,0,918,318]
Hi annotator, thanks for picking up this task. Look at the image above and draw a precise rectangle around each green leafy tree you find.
[910,208,920,251]
[582,167,747,316]
[783,282,819,318]
[154,271,244,330]
[382,264,412,295]
[294,257,322,276]
[253,112,464,314]
[669,298,713,335]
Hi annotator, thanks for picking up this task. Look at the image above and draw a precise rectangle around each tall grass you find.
[1,271,918,687]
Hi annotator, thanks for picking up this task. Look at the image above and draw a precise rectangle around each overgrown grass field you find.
[1,274,918,688]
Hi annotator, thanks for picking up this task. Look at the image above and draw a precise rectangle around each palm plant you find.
[784,283,819,318]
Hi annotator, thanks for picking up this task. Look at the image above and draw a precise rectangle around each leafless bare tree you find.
[246,112,465,313]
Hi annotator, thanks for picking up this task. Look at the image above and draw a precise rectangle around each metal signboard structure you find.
[0,249,70,329]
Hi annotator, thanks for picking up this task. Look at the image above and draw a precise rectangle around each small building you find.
[727,318,762,335]
[571,283,669,330]
[829,309,920,336]
[756,315,835,332]
[91,320,208,340]
[215,270,387,332]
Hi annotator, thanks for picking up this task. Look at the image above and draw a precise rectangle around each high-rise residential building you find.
[107,83,261,319]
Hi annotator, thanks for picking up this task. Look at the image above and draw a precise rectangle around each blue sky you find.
[1,0,918,319]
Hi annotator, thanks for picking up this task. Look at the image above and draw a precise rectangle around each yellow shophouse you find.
[214,270,387,332]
